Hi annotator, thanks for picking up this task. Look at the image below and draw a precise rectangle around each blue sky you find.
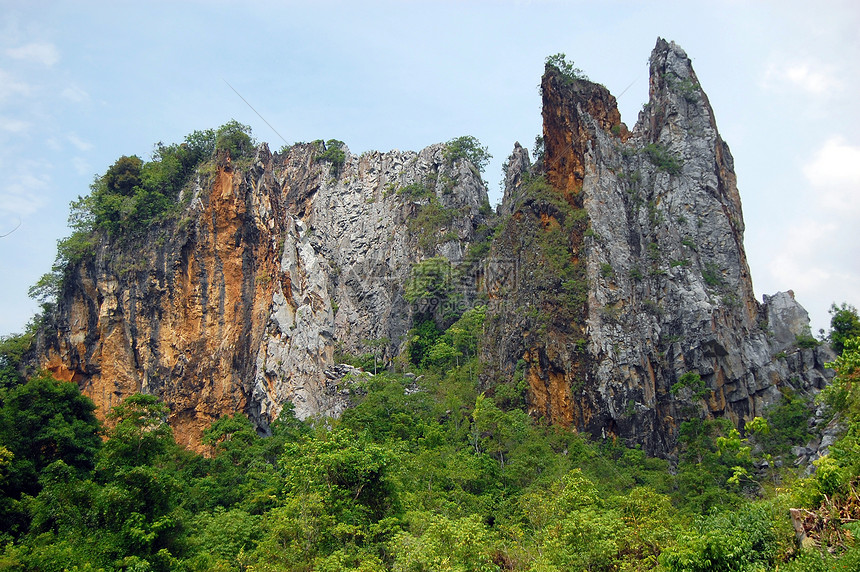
[1,0,858,336]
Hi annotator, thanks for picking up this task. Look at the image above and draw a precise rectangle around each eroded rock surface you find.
[37,142,489,449]
[483,38,832,455]
[35,38,832,457]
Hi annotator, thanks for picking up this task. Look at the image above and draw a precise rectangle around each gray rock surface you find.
[253,142,490,424]
[763,291,814,353]
[485,38,834,456]
[36,139,489,447]
[34,38,833,457]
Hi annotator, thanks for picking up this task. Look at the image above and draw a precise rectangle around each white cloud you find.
[66,133,92,151]
[0,68,31,102]
[803,137,860,215]
[0,117,29,132]
[762,139,860,328]
[5,42,59,67]
[0,170,50,218]
[762,59,841,96]
[61,85,89,103]
[766,219,838,291]
[72,157,91,176]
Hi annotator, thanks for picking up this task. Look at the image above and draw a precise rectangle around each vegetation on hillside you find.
[2,301,859,570]
[6,118,860,569]
[27,120,256,310]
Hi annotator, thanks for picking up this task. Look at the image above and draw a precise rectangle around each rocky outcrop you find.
[37,142,489,449]
[484,39,832,456]
[35,38,832,457]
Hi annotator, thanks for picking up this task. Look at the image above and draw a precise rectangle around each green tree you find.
[408,319,443,369]
[817,336,860,487]
[316,139,347,175]
[215,119,255,160]
[829,302,860,355]
[444,136,492,173]
[103,155,143,196]
[185,506,261,571]
[471,393,529,469]
[519,469,626,571]
[545,53,589,83]
[280,428,398,526]
[675,417,751,513]
[659,505,779,572]
[759,388,812,456]
[97,393,174,472]
[0,332,33,390]
[391,513,499,572]
[0,372,101,499]
[340,373,432,443]
[0,373,101,541]
[194,412,284,511]
[404,257,453,306]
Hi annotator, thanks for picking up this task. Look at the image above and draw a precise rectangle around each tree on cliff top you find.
[214,119,254,160]
[444,135,492,173]
[545,52,589,83]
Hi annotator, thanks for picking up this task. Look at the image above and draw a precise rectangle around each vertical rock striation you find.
[485,39,832,455]
[37,142,489,449]
[34,38,831,456]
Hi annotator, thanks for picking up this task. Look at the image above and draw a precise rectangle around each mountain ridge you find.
[31,39,832,456]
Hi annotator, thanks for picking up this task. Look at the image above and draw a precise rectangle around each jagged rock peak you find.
[489,38,833,456]
[499,142,531,216]
[540,64,626,198]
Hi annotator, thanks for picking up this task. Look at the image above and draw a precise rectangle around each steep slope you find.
[37,142,489,449]
[484,39,832,455]
[34,38,833,457]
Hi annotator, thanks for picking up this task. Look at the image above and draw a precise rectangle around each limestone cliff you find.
[483,39,832,455]
[35,38,832,457]
[37,142,489,449]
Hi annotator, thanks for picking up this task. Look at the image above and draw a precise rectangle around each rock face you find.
[37,142,489,449]
[35,38,833,457]
[483,39,833,456]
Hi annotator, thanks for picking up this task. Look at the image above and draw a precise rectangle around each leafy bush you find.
[600,263,615,279]
[75,124,223,237]
[407,199,458,251]
[761,389,812,455]
[829,302,860,355]
[643,142,683,175]
[404,257,453,306]
[315,139,347,175]
[28,123,246,305]
[702,261,724,288]
[671,371,709,400]
[0,372,101,538]
[0,332,33,389]
[796,332,821,349]
[396,182,434,201]
[214,119,254,160]
[443,135,492,173]
[659,505,779,571]
[545,52,589,83]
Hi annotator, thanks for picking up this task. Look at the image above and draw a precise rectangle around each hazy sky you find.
[1,0,858,337]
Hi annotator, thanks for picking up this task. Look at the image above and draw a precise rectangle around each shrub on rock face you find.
[315,139,346,175]
[444,135,492,173]
[544,52,589,84]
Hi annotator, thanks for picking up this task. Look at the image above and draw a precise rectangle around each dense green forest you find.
[1,303,860,571]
